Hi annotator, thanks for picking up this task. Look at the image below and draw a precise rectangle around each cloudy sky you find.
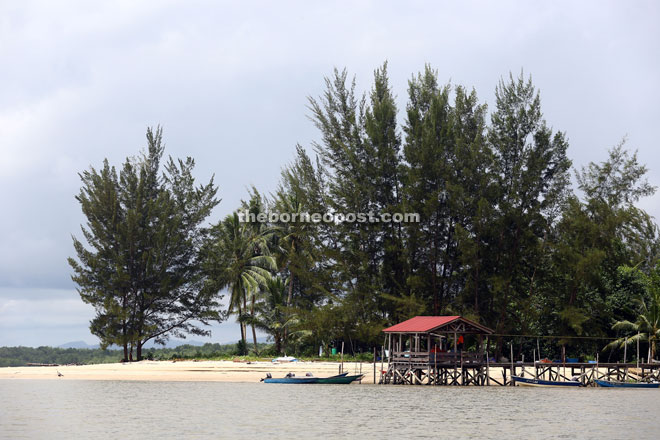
[1,0,659,347]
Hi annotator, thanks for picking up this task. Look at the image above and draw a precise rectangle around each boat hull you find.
[262,372,359,384]
[595,379,660,388]
[316,374,364,384]
[263,377,319,384]
[512,375,581,387]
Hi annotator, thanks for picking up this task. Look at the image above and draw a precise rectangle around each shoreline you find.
[0,360,380,383]
[1,361,647,385]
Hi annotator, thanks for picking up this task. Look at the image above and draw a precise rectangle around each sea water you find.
[1,380,658,439]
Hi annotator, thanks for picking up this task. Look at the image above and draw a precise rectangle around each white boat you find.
[272,356,298,363]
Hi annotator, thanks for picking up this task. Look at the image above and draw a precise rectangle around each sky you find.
[1,0,659,347]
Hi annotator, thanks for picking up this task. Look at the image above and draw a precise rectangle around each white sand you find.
[0,360,381,383]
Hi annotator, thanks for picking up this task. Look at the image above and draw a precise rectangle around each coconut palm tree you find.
[271,192,320,347]
[245,276,295,354]
[605,265,660,361]
[208,212,275,353]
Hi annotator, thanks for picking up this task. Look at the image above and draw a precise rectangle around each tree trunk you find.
[123,342,128,363]
[237,301,246,346]
[251,295,258,355]
[286,272,295,307]
[284,273,295,347]
[242,291,248,348]
[137,341,143,361]
[474,262,480,315]
[432,228,438,315]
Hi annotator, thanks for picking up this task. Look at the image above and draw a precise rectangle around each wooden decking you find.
[381,355,660,386]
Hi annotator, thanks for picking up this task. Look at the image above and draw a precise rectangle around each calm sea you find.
[1,380,658,439]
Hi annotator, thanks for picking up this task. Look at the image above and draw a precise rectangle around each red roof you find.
[383,316,460,333]
[383,316,493,334]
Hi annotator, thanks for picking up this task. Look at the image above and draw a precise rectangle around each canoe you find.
[316,374,364,384]
[595,379,660,388]
[512,375,581,387]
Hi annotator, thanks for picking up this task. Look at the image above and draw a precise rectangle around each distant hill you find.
[58,340,99,349]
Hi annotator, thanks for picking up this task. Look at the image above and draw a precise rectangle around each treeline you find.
[70,63,660,361]
[0,346,121,367]
[0,343,253,367]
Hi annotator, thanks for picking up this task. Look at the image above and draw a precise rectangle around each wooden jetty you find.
[379,316,660,386]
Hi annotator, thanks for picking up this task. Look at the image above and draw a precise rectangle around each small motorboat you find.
[271,356,298,363]
[316,374,363,384]
[595,379,660,388]
[512,375,581,387]
[261,372,361,384]
[261,372,318,383]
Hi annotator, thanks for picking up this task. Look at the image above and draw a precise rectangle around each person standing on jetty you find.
[457,335,464,352]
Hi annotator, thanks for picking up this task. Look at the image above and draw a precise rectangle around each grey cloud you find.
[1,0,659,345]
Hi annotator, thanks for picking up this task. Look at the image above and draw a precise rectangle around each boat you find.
[261,372,362,384]
[595,379,660,388]
[261,374,319,384]
[512,375,581,387]
[271,356,299,363]
[316,374,363,384]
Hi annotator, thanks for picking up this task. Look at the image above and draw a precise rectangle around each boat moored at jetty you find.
[594,379,660,388]
[512,375,581,387]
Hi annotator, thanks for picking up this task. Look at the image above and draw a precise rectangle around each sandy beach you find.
[0,360,380,383]
[1,361,647,385]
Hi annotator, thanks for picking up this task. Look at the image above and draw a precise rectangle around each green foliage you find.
[63,65,653,362]
[205,191,276,354]
[0,346,125,367]
[217,65,659,360]
[0,343,281,367]
[69,127,223,360]
[605,263,660,359]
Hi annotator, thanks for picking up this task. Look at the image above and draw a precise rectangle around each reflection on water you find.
[1,380,658,439]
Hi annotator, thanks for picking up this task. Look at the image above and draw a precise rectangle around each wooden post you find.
[623,337,628,381]
[637,332,640,368]
[341,341,344,374]
[380,345,384,384]
[388,334,392,363]
[460,350,464,386]
[537,338,541,362]
[486,350,490,386]
[510,341,514,386]
[373,347,376,384]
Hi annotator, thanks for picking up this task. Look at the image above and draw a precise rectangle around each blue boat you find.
[262,375,319,384]
[512,375,581,387]
[595,379,660,388]
[261,372,352,384]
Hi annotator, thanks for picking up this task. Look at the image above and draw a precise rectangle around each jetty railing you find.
[381,359,660,386]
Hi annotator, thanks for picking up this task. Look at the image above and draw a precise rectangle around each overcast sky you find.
[1,0,659,347]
